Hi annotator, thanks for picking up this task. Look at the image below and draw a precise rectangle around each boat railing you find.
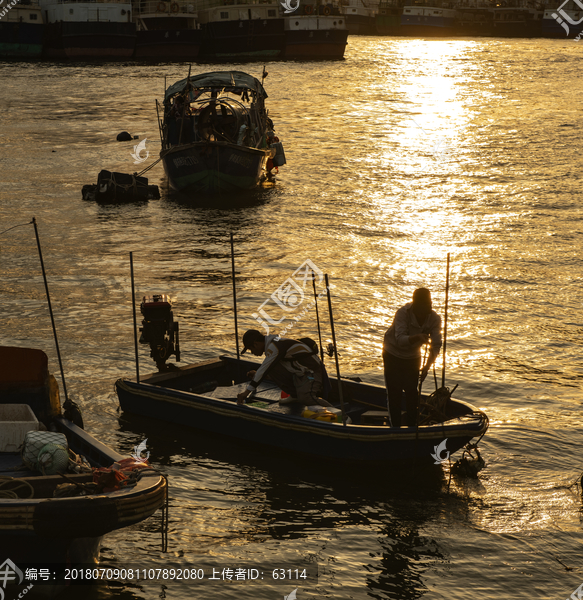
[133,0,198,14]
[14,0,42,7]
[50,0,130,5]
[194,0,277,8]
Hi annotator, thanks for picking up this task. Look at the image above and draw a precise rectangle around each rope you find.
[0,220,33,237]
[0,477,35,499]
[136,156,163,177]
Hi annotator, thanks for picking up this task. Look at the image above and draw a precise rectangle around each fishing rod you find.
[130,251,140,384]
[311,269,324,363]
[230,233,240,361]
[32,217,69,404]
[324,274,346,426]
[441,253,450,388]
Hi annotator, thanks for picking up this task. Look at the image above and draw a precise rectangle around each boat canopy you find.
[164,71,268,102]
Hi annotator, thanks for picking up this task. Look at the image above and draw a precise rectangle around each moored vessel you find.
[400,1,457,35]
[491,0,543,37]
[132,0,203,59]
[39,0,136,59]
[375,0,403,34]
[454,0,494,36]
[0,0,44,58]
[283,3,348,59]
[159,70,284,194]
[541,0,583,37]
[340,0,378,34]
[197,0,284,61]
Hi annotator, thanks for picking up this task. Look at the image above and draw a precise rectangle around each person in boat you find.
[265,131,280,176]
[236,329,332,407]
[383,288,442,428]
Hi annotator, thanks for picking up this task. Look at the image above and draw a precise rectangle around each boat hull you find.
[0,21,43,58]
[200,18,285,60]
[43,21,136,59]
[134,27,202,59]
[115,357,489,464]
[161,142,270,193]
[284,28,348,58]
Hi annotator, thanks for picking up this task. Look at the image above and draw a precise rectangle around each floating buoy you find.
[116,131,133,142]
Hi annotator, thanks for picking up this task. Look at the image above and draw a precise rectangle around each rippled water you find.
[1,36,583,600]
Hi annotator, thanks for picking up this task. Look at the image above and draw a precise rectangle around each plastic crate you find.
[0,404,39,452]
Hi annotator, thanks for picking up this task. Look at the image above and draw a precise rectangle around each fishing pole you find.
[324,274,346,426]
[32,217,69,404]
[441,253,450,388]
[230,233,240,361]
[311,269,324,363]
[130,251,140,384]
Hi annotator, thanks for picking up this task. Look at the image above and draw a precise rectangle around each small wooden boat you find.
[0,346,167,572]
[158,70,285,194]
[115,354,489,464]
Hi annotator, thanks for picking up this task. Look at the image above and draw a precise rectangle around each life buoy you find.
[170,2,179,11]
[323,5,331,15]
[303,4,313,14]
[156,1,166,11]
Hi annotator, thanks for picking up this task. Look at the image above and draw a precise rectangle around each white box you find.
[0,404,40,452]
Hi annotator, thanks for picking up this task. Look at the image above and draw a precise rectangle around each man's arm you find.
[237,343,279,404]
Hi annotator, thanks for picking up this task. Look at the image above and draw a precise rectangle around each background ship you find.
[283,1,348,58]
[197,0,285,61]
[0,0,44,58]
[39,0,136,59]
[132,0,203,59]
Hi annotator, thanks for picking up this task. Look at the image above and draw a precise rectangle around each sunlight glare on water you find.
[1,35,583,600]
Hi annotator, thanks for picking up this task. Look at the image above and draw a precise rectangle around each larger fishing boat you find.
[400,1,457,35]
[159,70,285,194]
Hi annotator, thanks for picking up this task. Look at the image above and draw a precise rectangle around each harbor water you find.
[1,36,582,599]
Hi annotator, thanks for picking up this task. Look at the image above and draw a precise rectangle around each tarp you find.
[164,71,267,102]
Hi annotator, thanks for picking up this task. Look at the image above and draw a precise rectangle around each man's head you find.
[242,329,265,356]
[412,288,432,316]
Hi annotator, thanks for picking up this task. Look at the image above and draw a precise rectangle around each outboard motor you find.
[139,294,180,371]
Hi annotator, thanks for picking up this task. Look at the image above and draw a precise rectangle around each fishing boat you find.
[0,346,167,577]
[115,354,488,463]
[158,70,285,194]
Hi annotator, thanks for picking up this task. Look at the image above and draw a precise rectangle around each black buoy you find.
[116,131,133,142]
